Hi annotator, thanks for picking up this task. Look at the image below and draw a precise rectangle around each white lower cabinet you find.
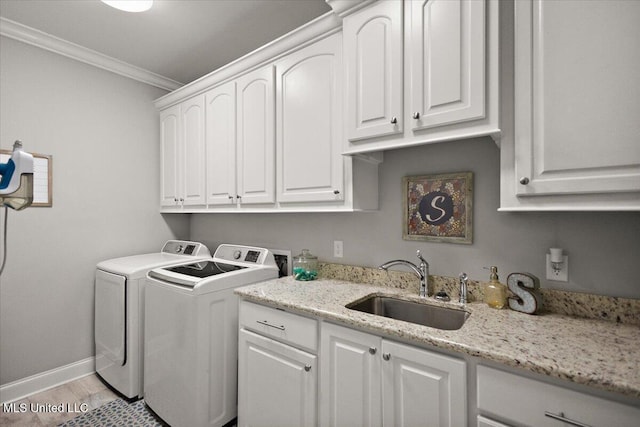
[238,329,317,427]
[477,365,640,427]
[320,322,466,427]
[320,323,382,427]
[238,301,318,427]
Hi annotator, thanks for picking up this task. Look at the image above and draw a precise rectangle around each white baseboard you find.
[0,357,95,404]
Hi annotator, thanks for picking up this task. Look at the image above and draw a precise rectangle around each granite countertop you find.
[235,276,640,400]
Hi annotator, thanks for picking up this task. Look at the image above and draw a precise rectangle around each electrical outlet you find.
[546,254,569,282]
[333,240,343,258]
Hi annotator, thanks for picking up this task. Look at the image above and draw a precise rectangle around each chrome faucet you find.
[458,272,468,304]
[379,250,430,297]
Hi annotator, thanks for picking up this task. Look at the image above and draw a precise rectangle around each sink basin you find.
[346,295,469,330]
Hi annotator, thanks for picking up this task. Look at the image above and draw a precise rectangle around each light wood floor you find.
[0,374,119,426]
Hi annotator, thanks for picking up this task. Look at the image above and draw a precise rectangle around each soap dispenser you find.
[484,266,507,309]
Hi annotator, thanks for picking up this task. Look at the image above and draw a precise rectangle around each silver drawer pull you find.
[544,412,591,427]
[304,364,312,372]
[256,320,285,331]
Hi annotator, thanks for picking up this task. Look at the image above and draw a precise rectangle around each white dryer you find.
[94,240,211,399]
[144,244,279,427]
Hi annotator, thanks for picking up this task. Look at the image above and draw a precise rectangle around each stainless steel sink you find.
[346,295,469,330]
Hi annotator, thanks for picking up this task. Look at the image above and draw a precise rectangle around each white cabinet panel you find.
[181,96,206,206]
[382,340,466,427]
[319,322,466,427]
[276,33,344,203]
[238,328,317,427]
[236,66,275,204]
[160,96,205,208]
[502,0,640,210]
[408,0,485,131]
[204,66,275,207]
[320,322,382,427]
[477,365,640,427]
[205,81,236,206]
[344,0,403,141]
[160,105,180,207]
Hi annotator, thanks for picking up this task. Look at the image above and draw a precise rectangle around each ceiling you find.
[0,0,332,85]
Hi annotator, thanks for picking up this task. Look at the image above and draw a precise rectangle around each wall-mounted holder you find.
[546,248,568,282]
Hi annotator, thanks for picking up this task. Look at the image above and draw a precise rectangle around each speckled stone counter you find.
[235,276,640,400]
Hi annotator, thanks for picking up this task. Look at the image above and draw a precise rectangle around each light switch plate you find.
[546,254,568,282]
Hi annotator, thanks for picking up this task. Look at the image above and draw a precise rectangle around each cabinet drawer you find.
[477,365,640,427]
[239,300,317,352]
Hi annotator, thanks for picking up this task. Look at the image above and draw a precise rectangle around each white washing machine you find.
[144,244,279,427]
[94,240,211,399]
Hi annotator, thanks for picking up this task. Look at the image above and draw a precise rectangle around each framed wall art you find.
[403,172,473,244]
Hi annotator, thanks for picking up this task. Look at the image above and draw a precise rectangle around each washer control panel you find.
[161,240,211,257]
[213,244,275,266]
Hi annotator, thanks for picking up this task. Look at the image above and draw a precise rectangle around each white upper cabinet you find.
[408,0,485,131]
[160,105,180,207]
[181,96,206,206]
[236,66,276,205]
[205,67,275,207]
[343,0,499,154]
[344,0,404,141]
[276,33,345,204]
[501,0,640,210]
[160,96,206,208]
[205,81,236,206]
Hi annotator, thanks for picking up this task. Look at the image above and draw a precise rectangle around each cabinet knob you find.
[390,117,397,124]
[333,190,340,195]
[519,177,530,185]
[228,195,234,203]
[236,195,242,199]
[412,112,420,120]
[179,198,184,202]
[369,347,377,355]
[382,353,391,361]
[304,364,312,372]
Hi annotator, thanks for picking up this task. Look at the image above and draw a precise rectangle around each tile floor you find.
[0,374,119,426]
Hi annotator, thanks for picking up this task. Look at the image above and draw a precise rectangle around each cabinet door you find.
[381,340,466,427]
[205,81,237,206]
[236,66,275,204]
[320,322,382,427]
[276,33,344,203]
[408,0,485,131]
[159,105,181,207]
[181,95,206,206]
[514,0,640,197]
[344,0,403,141]
[238,329,317,427]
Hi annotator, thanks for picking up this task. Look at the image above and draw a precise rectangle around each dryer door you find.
[95,269,126,366]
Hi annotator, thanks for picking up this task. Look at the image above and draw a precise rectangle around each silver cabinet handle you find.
[333,189,340,195]
[412,112,420,119]
[544,412,592,427]
[304,364,312,372]
[382,353,391,361]
[256,320,285,331]
[369,347,377,355]
[519,177,530,185]
[390,117,397,124]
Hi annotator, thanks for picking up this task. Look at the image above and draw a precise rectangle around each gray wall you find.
[0,37,189,385]
[191,137,640,299]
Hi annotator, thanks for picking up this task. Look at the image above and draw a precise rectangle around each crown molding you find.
[0,17,183,91]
